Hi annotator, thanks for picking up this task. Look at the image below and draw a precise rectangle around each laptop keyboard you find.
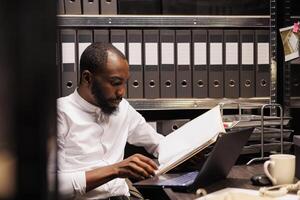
[159,171,199,186]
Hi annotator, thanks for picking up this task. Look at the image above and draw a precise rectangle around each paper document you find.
[195,188,299,200]
[156,105,226,175]
[280,25,300,61]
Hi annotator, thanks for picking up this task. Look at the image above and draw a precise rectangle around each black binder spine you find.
[224,30,240,98]
[143,29,160,99]
[83,0,99,14]
[160,30,176,98]
[127,29,144,98]
[64,0,81,14]
[93,29,109,43]
[110,29,127,98]
[240,30,255,98]
[208,30,224,98]
[176,30,192,98]
[255,29,270,97]
[60,29,77,96]
[192,29,208,98]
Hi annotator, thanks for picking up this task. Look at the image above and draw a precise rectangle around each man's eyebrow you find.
[108,76,123,81]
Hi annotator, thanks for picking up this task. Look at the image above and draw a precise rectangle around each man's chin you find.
[101,105,119,115]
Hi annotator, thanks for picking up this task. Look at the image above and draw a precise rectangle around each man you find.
[57,43,164,199]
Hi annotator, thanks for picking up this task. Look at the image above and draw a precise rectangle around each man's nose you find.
[116,85,126,97]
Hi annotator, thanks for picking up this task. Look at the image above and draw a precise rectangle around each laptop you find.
[133,127,253,192]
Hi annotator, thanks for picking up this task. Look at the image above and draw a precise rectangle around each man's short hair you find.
[79,43,126,82]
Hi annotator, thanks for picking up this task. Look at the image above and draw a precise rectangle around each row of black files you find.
[58,28,271,98]
[57,0,269,15]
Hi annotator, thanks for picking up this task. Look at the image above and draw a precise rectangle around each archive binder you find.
[160,30,176,98]
[127,29,143,98]
[83,0,99,14]
[101,0,117,14]
[110,29,127,98]
[143,30,160,98]
[192,30,208,98]
[240,30,255,97]
[157,119,190,136]
[208,30,224,98]
[176,30,192,98]
[93,29,109,43]
[56,31,62,96]
[77,29,93,81]
[60,29,77,96]
[64,0,81,14]
[224,30,240,98]
[57,0,65,14]
[255,30,270,97]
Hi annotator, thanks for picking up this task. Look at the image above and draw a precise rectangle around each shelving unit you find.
[57,14,275,111]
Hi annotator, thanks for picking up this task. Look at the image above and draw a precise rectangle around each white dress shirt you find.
[56,89,164,199]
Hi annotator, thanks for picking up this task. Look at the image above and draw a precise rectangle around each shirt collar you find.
[73,89,110,123]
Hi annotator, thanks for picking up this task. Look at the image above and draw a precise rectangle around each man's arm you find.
[85,153,157,192]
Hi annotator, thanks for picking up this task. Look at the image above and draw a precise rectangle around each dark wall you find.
[0,1,57,199]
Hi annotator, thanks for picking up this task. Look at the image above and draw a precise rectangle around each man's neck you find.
[77,86,95,106]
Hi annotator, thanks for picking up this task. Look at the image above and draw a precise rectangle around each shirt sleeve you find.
[56,106,87,198]
[126,103,164,157]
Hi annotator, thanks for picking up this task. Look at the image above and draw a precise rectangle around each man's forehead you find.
[98,51,129,76]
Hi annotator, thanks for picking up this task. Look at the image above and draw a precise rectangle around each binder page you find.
[225,43,238,65]
[128,43,142,65]
[194,42,207,65]
[157,105,226,169]
[161,43,174,64]
[145,43,158,65]
[257,43,270,64]
[112,42,125,55]
[241,43,254,64]
[177,43,190,65]
[62,43,75,63]
[210,43,223,65]
[78,43,91,60]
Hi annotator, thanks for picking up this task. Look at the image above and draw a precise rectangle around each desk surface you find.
[163,164,264,200]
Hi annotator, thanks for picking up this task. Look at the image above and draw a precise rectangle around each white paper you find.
[226,43,238,65]
[242,43,254,64]
[157,106,225,173]
[210,43,223,65]
[147,122,157,131]
[195,188,299,200]
[78,43,91,61]
[62,43,75,63]
[161,43,174,64]
[177,43,190,65]
[128,43,142,65]
[145,43,158,65]
[194,42,207,65]
[112,42,125,55]
[257,43,270,64]
[279,25,300,61]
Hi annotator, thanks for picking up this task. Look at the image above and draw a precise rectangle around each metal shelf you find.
[127,97,270,110]
[289,97,300,108]
[57,15,270,28]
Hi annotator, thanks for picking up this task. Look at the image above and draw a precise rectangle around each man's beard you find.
[91,79,121,115]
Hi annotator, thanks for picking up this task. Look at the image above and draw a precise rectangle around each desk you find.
[163,164,264,200]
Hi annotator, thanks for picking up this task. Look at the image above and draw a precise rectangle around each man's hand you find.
[112,154,157,181]
[85,154,157,192]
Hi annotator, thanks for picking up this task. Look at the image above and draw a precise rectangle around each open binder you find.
[156,105,226,175]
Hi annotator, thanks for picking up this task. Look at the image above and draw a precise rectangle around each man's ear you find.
[81,70,93,86]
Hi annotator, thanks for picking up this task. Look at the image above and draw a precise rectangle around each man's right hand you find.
[112,154,158,181]
[85,154,157,192]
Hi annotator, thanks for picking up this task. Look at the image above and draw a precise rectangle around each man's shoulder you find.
[119,98,133,111]
[57,94,74,111]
